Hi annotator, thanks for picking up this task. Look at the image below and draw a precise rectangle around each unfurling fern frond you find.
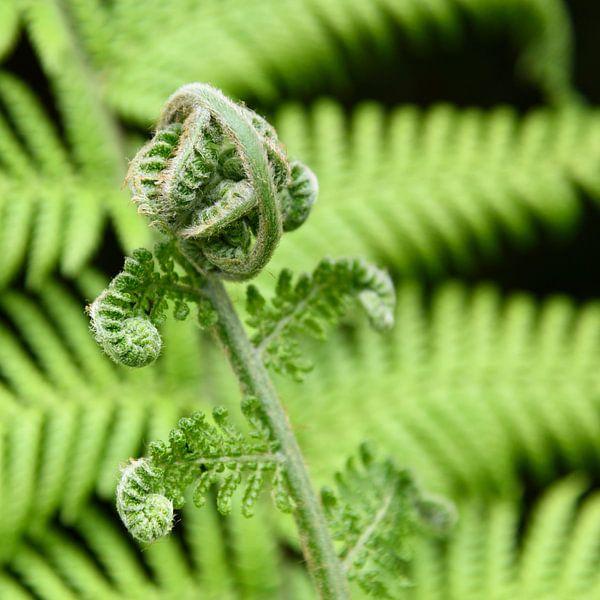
[127,83,316,281]
[88,244,206,367]
[247,257,395,379]
[117,398,292,543]
[116,460,175,544]
[321,444,455,598]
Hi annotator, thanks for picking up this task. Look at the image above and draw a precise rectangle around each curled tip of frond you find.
[127,83,317,280]
[116,403,291,542]
[95,313,162,368]
[116,459,174,544]
[89,243,204,368]
[88,248,164,368]
[281,160,317,232]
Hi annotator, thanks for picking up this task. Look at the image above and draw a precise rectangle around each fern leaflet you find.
[247,257,395,379]
[321,444,454,598]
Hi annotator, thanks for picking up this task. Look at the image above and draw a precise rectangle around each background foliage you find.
[0,0,599,598]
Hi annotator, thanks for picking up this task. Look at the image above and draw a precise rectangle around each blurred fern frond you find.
[52,0,574,122]
[0,503,312,600]
[407,477,600,600]
[2,478,600,600]
[270,101,600,277]
[278,281,600,497]
[0,72,147,288]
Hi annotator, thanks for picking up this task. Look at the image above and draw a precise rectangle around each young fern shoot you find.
[89,83,452,599]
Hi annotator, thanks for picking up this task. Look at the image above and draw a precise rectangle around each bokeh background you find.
[0,1,599,598]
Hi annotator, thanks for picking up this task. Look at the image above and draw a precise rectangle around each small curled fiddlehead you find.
[128,83,317,281]
[88,242,202,367]
[116,458,174,543]
[116,399,293,544]
[88,248,162,367]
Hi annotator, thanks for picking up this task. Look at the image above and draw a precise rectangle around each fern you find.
[405,477,600,600]
[0,504,313,600]
[321,444,454,598]
[54,0,573,122]
[2,478,600,599]
[88,245,203,367]
[116,399,293,543]
[0,1,598,598]
[268,101,600,278]
[0,72,146,287]
[247,257,395,378]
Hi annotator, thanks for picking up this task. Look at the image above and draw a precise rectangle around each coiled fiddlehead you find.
[116,399,292,544]
[116,459,174,543]
[88,243,200,367]
[128,83,317,281]
[88,248,162,367]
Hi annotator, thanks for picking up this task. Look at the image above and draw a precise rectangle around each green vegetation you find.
[0,1,599,598]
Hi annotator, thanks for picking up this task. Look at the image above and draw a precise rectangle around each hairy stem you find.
[203,275,350,599]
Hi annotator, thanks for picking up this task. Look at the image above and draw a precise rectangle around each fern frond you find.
[89,244,207,367]
[0,503,315,600]
[0,72,146,287]
[247,257,395,378]
[406,477,600,600]
[274,281,600,498]
[0,0,18,60]
[66,0,573,121]
[117,398,292,543]
[268,101,600,278]
[321,444,454,598]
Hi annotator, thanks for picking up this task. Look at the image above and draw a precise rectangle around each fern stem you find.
[203,275,350,600]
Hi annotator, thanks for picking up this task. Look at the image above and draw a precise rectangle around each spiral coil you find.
[88,248,162,367]
[116,459,174,543]
[128,83,317,280]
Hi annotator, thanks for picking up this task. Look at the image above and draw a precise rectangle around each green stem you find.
[203,275,350,600]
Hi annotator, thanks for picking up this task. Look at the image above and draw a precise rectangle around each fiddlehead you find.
[127,83,317,281]
[88,248,162,367]
[116,398,293,543]
[88,243,201,367]
[116,459,174,544]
